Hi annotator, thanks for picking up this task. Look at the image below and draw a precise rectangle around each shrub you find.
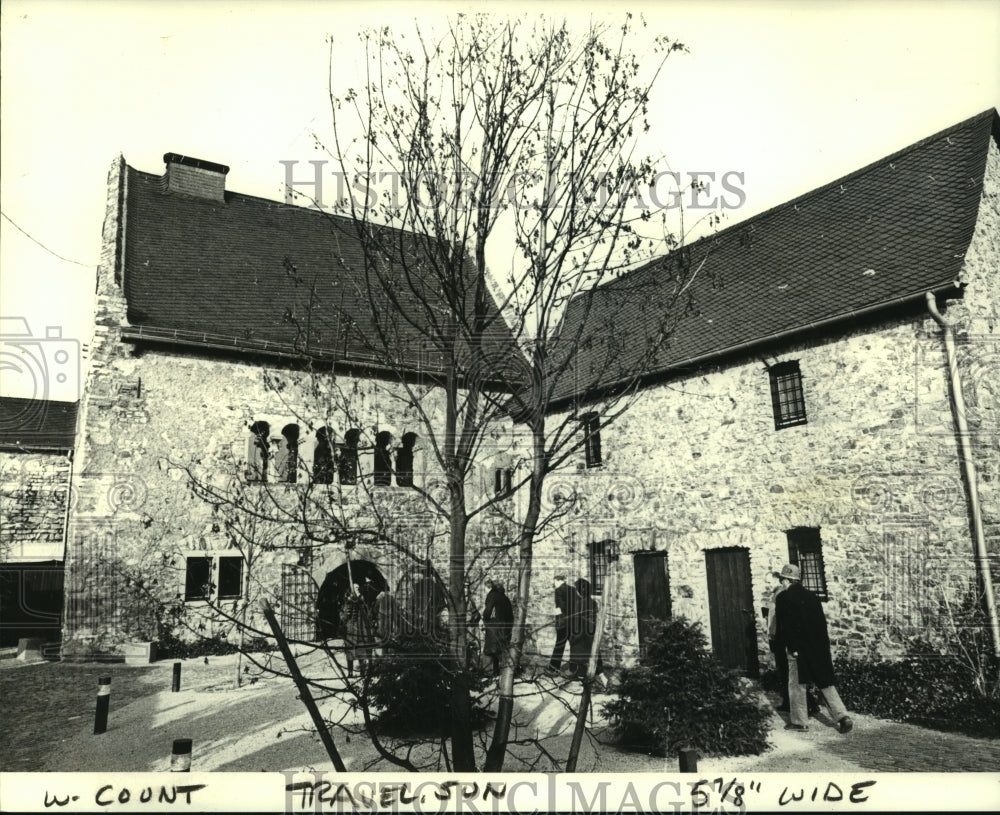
[835,633,1000,739]
[362,635,491,736]
[603,618,771,757]
[157,630,274,660]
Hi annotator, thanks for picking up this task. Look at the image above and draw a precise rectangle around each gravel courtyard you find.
[3,650,999,775]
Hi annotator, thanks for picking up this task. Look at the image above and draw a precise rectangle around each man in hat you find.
[764,575,790,711]
[773,563,853,734]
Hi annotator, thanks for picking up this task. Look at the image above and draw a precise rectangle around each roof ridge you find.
[592,107,997,296]
[130,165,358,224]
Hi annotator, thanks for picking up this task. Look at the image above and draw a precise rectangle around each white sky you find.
[2,0,998,401]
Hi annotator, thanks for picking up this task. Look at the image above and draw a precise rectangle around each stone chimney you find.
[162,153,229,201]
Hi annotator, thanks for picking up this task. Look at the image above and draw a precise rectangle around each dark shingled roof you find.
[0,398,78,451]
[550,108,999,408]
[121,166,516,376]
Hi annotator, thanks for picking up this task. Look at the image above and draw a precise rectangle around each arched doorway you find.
[315,560,388,639]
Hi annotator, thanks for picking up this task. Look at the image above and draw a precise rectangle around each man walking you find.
[774,563,853,733]
[547,574,572,675]
[482,579,514,674]
[765,576,790,711]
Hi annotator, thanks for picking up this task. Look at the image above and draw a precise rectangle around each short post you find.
[170,738,192,772]
[172,661,181,692]
[93,676,111,735]
[679,747,699,773]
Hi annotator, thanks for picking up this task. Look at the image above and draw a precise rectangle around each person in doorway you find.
[342,582,373,678]
[482,579,514,674]
[774,563,853,733]
[374,587,400,651]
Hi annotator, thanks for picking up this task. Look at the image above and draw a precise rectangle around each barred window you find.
[589,540,612,596]
[786,527,828,600]
[769,361,807,429]
[582,412,603,468]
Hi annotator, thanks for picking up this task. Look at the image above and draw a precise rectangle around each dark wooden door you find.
[633,552,671,656]
[705,547,760,676]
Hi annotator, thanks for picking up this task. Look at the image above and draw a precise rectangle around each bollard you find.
[170,738,193,772]
[678,747,699,773]
[172,661,181,692]
[94,676,111,734]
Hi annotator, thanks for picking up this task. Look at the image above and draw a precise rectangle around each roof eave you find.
[547,281,963,415]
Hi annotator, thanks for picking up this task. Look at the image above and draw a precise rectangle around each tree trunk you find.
[445,338,477,772]
[484,420,545,771]
[566,559,614,772]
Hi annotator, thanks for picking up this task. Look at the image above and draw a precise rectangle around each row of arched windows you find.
[246,422,419,488]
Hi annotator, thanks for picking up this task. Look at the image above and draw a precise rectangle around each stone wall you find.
[63,156,520,649]
[530,138,1000,667]
[0,451,71,562]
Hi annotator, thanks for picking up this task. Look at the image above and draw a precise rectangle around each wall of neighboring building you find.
[0,451,70,646]
[531,137,1000,669]
[0,451,71,562]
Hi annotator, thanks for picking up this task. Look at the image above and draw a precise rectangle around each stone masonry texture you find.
[61,137,999,668]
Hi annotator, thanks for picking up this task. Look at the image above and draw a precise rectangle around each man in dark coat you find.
[566,578,607,685]
[774,563,853,733]
[548,575,572,674]
[482,579,514,674]
[765,579,790,711]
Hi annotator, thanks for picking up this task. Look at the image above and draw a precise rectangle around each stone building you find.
[61,152,519,654]
[44,108,1000,667]
[0,397,77,646]
[531,108,1000,672]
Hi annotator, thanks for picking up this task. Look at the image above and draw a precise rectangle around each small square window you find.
[786,527,828,600]
[218,556,244,600]
[184,556,212,602]
[581,412,602,468]
[769,361,807,429]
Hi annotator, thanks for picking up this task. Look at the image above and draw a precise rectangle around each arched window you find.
[280,423,300,483]
[314,427,336,485]
[338,428,361,485]
[247,421,270,482]
[374,430,393,487]
[396,432,418,487]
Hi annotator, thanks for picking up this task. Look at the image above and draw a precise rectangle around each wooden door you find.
[705,547,760,676]
[632,552,671,656]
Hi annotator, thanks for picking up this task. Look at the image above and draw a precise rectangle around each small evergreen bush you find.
[362,635,491,736]
[603,618,771,757]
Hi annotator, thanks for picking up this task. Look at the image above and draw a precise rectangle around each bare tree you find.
[179,13,707,772]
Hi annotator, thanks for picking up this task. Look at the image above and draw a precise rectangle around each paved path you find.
[697,701,1000,775]
[4,654,999,774]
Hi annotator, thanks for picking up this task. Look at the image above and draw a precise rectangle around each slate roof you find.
[0,398,78,451]
[120,166,516,377]
[549,108,999,408]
